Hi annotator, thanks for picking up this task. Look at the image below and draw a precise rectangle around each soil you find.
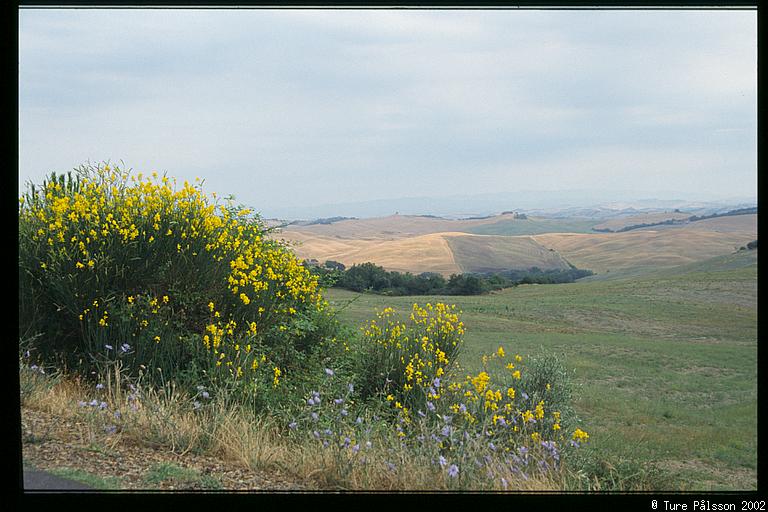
[21,406,313,492]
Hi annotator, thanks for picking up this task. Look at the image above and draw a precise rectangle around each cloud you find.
[18,8,757,213]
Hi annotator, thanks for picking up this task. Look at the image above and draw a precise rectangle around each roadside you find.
[21,406,311,492]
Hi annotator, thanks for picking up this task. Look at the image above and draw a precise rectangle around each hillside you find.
[273,212,756,277]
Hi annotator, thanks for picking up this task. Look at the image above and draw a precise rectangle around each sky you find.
[18,8,757,218]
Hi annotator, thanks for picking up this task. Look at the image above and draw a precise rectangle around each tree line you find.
[306,261,594,296]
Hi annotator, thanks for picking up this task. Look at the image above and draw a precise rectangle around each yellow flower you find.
[573,428,589,443]
[496,346,505,358]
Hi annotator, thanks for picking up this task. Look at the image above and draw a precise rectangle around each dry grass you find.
[19,362,568,491]
[273,214,756,276]
[533,215,756,273]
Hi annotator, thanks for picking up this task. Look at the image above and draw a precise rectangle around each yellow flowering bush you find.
[19,163,336,403]
[354,302,464,411]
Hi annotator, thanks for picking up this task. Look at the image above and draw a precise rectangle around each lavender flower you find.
[288,421,298,430]
[201,391,210,400]
[105,344,113,351]
[96,383,104,390]
[324,368,334,376]
[340,409,348,417]
[438,455,447,467]
[311,412,319,421]
[447,464,459,478]
[99,401,108,410]
[334,398,344,405]
[426,402,436,412]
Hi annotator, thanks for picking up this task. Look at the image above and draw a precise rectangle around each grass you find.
[47,467,124,490]
[143,462,223,489]
[323,250,758,490]
[464,216,600,236]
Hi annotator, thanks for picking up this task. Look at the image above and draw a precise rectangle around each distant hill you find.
[271,211,756,277]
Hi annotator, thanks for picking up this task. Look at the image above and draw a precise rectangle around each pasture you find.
[324,249,758,490]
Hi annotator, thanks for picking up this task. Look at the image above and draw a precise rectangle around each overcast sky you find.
[18,8,757,217]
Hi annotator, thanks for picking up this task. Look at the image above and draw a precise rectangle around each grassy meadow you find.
[324,249,758,490]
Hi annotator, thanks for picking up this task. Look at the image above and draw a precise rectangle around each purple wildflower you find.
[288,421,298,430]
[447,464,459,478]
[96,383,104,390]
[324,368,334,376]
[105,344,113,351]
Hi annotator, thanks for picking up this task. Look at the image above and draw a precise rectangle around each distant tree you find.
[324,260,346,271]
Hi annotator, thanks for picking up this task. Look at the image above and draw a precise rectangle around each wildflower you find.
[193,401,201,410]
[324,368,334,376]
[120,343,132,353]
[96,383,104,390]
[105,344,113,351]
[573,428,590,443]
[497,346,505,358]
[334,398,344,405]
[426,401,436,412]
[288,421,298,430]
[104,425,117,434]
[447,464,459,478]
[311,412,319,421]
[438,455,447,467]
[201,391,210,399]
[340,409,348,417]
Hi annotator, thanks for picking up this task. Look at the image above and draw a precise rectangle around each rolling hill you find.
[272,212,756,276]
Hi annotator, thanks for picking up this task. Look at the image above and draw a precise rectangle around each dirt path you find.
[21,407,311,492]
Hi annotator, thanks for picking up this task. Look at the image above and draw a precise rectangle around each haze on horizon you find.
[19,8,757,219]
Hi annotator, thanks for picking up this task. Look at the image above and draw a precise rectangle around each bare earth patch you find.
[21,407,311,492]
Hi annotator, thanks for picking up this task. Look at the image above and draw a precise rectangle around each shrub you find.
[353,303,465,410]
[18,163,337,406]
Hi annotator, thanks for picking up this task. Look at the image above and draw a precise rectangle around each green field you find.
[465,216,600,236]
[324,250,758,490]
